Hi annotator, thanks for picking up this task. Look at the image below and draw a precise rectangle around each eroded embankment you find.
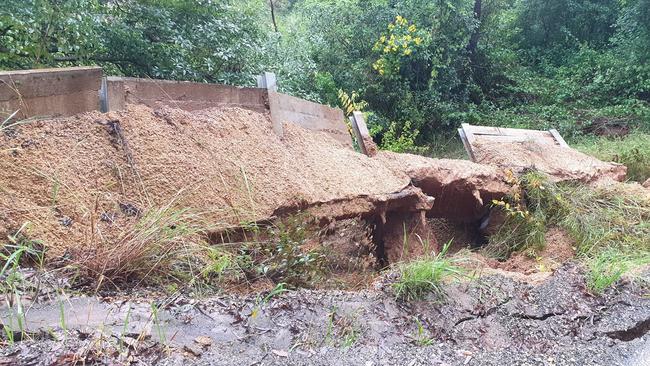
[0,105,513,264]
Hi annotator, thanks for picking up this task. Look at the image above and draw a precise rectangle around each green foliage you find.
[374,120,424,154]
[1,0,267,84]
[486,171,558,259]
[586,248,650,293]
[1,222,45,344]
[412,317,434,346]
[392,242,464,301]
[2,0,649,151]
[487,172,650,293]
[256,215,325,287]
[372,15,428,77]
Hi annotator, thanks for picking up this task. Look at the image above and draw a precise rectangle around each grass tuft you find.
[73,204,210,287]
[392,242,464,301]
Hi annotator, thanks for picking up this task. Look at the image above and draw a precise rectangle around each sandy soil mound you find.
[0,105,417,257]
[472,140,627,184]
[378,152,511,221]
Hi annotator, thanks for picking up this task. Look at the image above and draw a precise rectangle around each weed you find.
[0,222,47,345]
[0,110,19,132]
[256,215,325,287]
[151,302,166,344]
[486,171,563,259]
[325,307,362,349]
[412,317,433,346]
[392,241,464,301]
[58,291,67,335]
[264,282,290,303]
[119,305,133,352]
[73,204,210,287]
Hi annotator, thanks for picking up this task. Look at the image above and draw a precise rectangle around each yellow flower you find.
[380,35,386,43]
[403,49,412,56]
[414,37,422,45]
[408,25,416,33]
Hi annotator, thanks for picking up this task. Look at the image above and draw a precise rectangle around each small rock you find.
[272,349,289,357]
[59,216,73,227]
[183,344,203,357]
[100,212,116,224]
[194,336,213,348]
[119,202,141,217]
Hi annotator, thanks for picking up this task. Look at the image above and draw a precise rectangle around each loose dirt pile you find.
[0,104,521,265]
[1,105,425,258]
[5,103,628,269]
[472,140,627,184]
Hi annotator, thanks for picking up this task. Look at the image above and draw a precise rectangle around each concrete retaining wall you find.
[268,91,352,147]
[105,77,268,113]
[106,77,352,146]
[0,67,102,119]
[1,67,352,148]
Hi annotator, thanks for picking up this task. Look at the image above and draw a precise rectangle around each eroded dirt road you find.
[1,265,649,365]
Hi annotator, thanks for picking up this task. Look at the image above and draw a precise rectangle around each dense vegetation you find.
[1,0,649,157]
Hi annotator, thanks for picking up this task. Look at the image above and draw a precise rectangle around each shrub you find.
[205,214,326,289]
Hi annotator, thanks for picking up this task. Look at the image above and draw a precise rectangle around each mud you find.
[1,264,649,365]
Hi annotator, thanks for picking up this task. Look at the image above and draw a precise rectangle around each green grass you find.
[392,242,464,301]
[573,131,650,182]
[485,171,650,293]
[586,248,650,293]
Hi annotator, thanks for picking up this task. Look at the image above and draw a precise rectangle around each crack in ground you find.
[513,311,565,321]
[606,317,650,342]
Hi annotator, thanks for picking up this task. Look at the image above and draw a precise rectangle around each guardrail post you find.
[349,111,377,156]
[256,72,278,92]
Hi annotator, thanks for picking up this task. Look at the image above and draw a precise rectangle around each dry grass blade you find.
[73,204,210,286]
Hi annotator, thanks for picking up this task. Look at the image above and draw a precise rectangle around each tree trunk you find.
[269,0,278,32]
[467,0,482,66]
